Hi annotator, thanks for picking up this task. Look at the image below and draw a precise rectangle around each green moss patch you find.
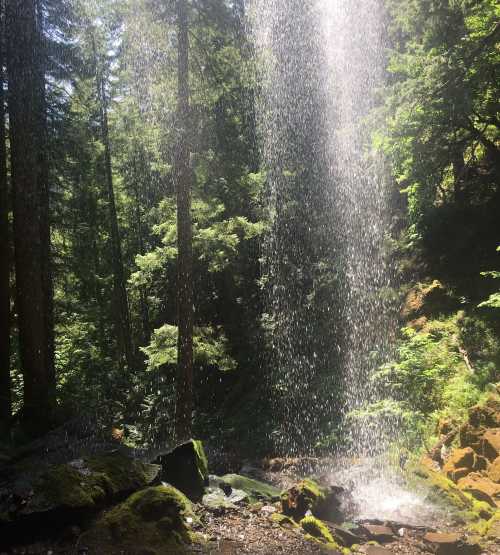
[80,485,197,554]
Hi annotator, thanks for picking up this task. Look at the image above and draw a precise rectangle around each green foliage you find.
[367,313,498,447]
[479,247,500,309]
[142,324,236,372]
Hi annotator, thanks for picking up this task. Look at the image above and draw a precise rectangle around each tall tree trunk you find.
[6,0,54,436]
[0,0,11,434]
[95,59,134,371]
[174,0,194,442]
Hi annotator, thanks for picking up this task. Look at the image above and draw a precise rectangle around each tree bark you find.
[6,0,54,436]
[94,44,134,371]
[174,0,194,442]
[0,0,11,434]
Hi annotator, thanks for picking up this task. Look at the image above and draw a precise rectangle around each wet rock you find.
[155,439,208,502]
[281,479,352,523]
[423,532,481,554]
[361,524,394,543]
[201,485,248,510]
[481,428,500,461]
[442,447,475,480]
[328,524,363,547]
[457,472,500,507]
[220,474,280,504]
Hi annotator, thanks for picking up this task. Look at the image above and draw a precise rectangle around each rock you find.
[0,453,160,523]
[469,396,500,428]
[80,485,198,554]
[281,479,352,522]
[487,456,500,483]
[328,524,363,547]
[481,428,500,461]
[270,513,298,528]
[442,448,475,481]
[220,474,280,504]
[156,439,208,501]
[423,532,481,554]
[402,280,455,319]
[361,524,394,543]
[201,485,248,510]
[457,473,500,507]
[459,423,484,451]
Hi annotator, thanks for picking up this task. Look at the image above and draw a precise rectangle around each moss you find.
[300,515,335,543]
[37,464,107,509]
[192,439,208,484]
[281,479,330,520]
[81,485,196,554]
[271,512,298,527]
[87,454,158,496]
[221,474,280,503]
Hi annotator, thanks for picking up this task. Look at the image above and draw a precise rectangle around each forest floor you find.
[190,499,499,555]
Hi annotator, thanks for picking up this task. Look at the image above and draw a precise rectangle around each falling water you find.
[251,0,431,521]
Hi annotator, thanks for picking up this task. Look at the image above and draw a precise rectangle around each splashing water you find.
[250,0,433,521]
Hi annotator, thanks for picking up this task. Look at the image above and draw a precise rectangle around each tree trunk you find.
[0,0,11,434]
[96,62,134,371]
[174,0,194,442]
[6,0,54,436]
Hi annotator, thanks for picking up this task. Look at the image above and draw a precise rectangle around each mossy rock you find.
[157,440,208,502]
[0,454,160,522]
[281,479,345,522]
[220,474,280,503]
[270,512,298,527]
[414,458,495,534]
[80,485,198,554]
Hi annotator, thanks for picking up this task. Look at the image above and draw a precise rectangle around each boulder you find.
[219,474,280,504]
[481,429,500,462]
[459,423,484,451]
[487,457,500,483]
[361,524,394,543]
[469,397,500,428]
[457,473,500,507]
[80,485,198,554]
[0,454,160,525]
[442,448,475,481]
[281,479,352,522]
[155,440,208,501]
[423,532,480,554]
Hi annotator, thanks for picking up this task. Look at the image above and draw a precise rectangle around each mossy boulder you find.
[281,479,347,522]
[0,454,160,522]
[80,485,198,554]
[219,473,280,503]
[156,440,208,501]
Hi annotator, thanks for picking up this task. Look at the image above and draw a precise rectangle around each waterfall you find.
[251,0,396,454]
